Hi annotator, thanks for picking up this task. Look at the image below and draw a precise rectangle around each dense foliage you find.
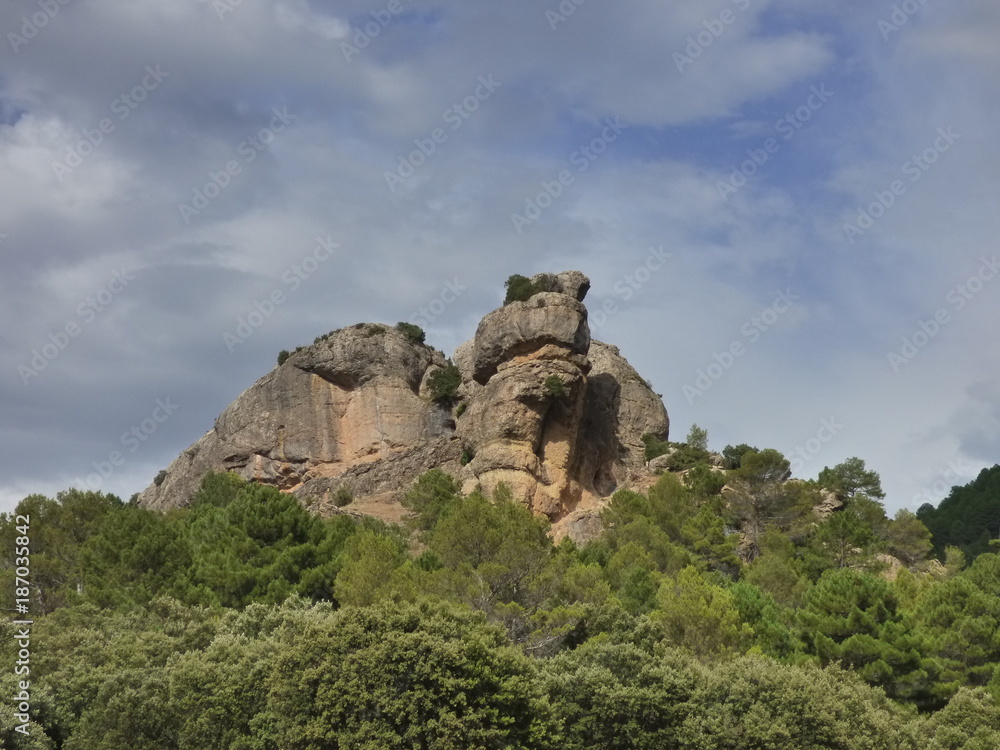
[2,450,1000,748]
[426,362,462,403]
[503,274,545,304]
[394,321,426,345]
[918,464,1000,561]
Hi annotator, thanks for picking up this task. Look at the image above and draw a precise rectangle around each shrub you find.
[395,322,425,345]
[332,486,353,507]
[277,350,291,366]
[543,374,567,399]
[460,448,473,466]
[665,443,711,472]
[503,274,543,304]
[428,363,461,403]
[455,402,467,417]
[403,469,463,530]
[362,324,387,337]
[153,470,167,487]
[642,433,671,462]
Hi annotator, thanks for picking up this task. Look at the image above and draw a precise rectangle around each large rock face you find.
[139,274,669,523]
[139,323,455,511]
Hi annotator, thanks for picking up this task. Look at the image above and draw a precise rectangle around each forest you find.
[2,443,1000,749]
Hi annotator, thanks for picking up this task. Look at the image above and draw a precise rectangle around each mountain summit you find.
[139,271,669,525]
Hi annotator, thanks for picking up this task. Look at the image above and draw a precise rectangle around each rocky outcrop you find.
[530,270,591,301]
[139,324,454,511]
[139,273,671,525]
[470,292,590,384]
[813,488,844,520]
[456,288,668,519]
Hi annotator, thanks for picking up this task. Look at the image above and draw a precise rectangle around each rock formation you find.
[139,273,670,524]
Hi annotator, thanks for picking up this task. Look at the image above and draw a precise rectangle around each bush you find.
[277,349,291,366]
[665,443,711,472]
[332,486,353,507]
[428,363,461,403]
[503,274,544,304]
[362,324,387,337]
[395,322,425,345]
[153,470,167,487]
[642,433,671,462]
[544,374,568,399]
[455,402,467,417]
[403,469,463,530]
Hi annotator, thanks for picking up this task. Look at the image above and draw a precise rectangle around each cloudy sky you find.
[1,0,998,515]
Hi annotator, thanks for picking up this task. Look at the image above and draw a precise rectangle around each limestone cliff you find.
[139,272,669,523]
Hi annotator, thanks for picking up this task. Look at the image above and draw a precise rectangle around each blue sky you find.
[1,0,997,514]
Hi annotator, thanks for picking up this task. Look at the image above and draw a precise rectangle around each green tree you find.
[887,509,933,565]
[685,423,709,451]
[913,554,1000,692]
[680,657,921,750]
[266,600,556,749]
[401,469,462,531]
[727,449,795,562]
[426,362,461,403]
[540,639,697,750]
[655,566,750,655]
[808,508,877,571]
[640,432,670,462]
[333,529,406,606]
[0,489,124,613]
[743,528,809,608]
[798,568,942,706]
[721,443,757,470]
[428,490,552,607]
[922,687,1000,750]
[917,465,1000,562]
[818,457,886,499]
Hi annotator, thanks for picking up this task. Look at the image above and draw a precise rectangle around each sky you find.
[1,0,998,516]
